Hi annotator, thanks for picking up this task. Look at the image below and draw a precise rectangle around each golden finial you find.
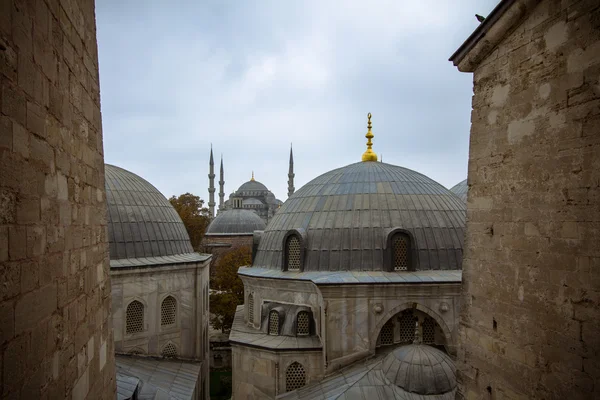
[361,112,378,162]
[251,171,255,181]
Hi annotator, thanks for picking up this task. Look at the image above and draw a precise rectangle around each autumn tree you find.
[209,246,251,333]
[168,192,211,251]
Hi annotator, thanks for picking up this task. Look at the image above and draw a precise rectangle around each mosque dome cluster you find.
[206,209,266,235]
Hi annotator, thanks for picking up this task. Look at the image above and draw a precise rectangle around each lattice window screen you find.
[161,296,176,326]
[126,300,144,334]
[399,312,415,343]
[393,234,409,270]
[162,343,177,357]
[269,311,279,335]
[423,316,435,344]
[287,236,301,271]
[247,293,254,324]
[378,320,394,345]
[285,362,306,392]
[297,311,309,336]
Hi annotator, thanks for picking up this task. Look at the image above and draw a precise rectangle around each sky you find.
[96,0,499,205]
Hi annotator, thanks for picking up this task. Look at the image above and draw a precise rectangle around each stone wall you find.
[0,0,115,398]
[457,0,599,398]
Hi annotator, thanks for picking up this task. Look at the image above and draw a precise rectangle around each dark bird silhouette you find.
[476,14,486,23]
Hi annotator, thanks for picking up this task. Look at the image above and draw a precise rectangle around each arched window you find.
[392,232,410,271]
[296,311,309,336]
[268,310,279,335]
[247,293,254,325]
[378,319,394,346]
[161,296,177,327]
[162,343,177,358]
[423,316,435,344]
[126,300,144,334]
[399,312,415,343]
[285,362,306,392]
[286,235,301,271]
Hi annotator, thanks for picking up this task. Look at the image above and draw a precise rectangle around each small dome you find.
[382,344,456,395]
[253,161,465,271]
[238,180,268,192]
[449,179,467,203]
[206,209,266,235]
[105,164,194,260]
[243,198,264,206]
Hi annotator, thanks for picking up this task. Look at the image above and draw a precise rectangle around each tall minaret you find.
[208,146,216,218]
[218,154,225,212]
[287,144,295,197]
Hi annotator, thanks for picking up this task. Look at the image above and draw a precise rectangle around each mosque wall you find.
[0,0,116,398]
[456,0,600,398]
[320,283,461,373]
[110,260,210,360]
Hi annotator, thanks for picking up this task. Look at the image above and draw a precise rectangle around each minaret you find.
[287,144,295,197]
[361,113,378,162]
[208,146,216,218]
[219,155,225,212]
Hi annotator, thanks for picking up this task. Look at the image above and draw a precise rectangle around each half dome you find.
[206,209,266,235]
[449,179,467,203]
[105,164,194,260]
[252,161,465,272]
[382,344,456,395]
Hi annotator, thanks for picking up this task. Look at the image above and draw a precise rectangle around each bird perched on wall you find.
[476,14,486,23]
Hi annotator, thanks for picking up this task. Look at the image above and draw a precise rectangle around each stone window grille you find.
[161,296,177,327]
[399,312,415,343]
[247,293,254,325]
[162,343,177,358]
[126,300,144,334]
[285,362,306,392]
[269,310,279,335]
[286,236,301,271]
[423,316,435,344]
[297,311,309,336]
[378,320,394,346]
[392,233,409,271]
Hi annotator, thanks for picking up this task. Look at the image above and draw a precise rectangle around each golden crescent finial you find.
[251,171,255,181]
[362,112,378,162]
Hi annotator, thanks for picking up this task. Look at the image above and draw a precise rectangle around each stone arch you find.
[369,302,454,353]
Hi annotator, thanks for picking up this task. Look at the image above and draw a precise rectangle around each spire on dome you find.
[251,171,255,181]
[361,113,378,162]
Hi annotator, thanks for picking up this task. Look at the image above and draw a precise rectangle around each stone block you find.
[26,225,46,257]
[12,121,29,159]
[1,82,27,127]
[2,332,29,392]
[0,188,17,224]
[20,259,39,293]
[8,225,26,260]
[0,301,15,345]
[14,283,57,334]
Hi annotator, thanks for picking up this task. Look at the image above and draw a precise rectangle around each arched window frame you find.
[161,342,178,358]
[285,361,307,392]
[125,298,146,335]
[247,292,255,326]
[268,309,282,336]
[282,229,306,272]
[160,294,178,329]
[295,310,311,336]
[384,228,416,272]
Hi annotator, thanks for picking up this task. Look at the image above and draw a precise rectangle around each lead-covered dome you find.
[105,164,194,260]
[238,180,268,192]
[252,161,465,271]
[382,344,456,395]
[449,179,467,203]
[206,209,266,235]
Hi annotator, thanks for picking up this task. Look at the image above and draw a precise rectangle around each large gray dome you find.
[252,161,465,271]
[382,344,456,395]
[449,179,467,203]
[206,209,266,235]
[105,164,194,260]
[238,180,268,192]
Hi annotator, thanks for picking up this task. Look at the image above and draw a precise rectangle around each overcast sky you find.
[96,0,498,205]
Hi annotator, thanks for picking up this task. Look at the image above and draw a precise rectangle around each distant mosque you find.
[207,146,295,225]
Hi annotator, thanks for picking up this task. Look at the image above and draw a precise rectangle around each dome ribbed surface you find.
[105,164,194,260]
[253,161,465,271]
[238,180,268,192]
[449,179,467,203]
[206,209,266,235]
[382,344,456,395]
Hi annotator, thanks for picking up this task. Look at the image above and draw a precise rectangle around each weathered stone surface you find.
[454,0,600,399]
[0,0,115,398]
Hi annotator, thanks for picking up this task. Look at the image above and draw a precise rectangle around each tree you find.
[168,193,211,251]
[209,246,251,333]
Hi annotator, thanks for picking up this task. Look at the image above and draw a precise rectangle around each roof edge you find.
[449,0,539,72]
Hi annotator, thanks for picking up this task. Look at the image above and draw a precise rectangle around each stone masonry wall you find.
[458,0,599,399]
[0,0,116,398]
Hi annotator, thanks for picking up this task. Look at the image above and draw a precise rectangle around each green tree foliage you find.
[168,193,211,251]
[210,246,251,332]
